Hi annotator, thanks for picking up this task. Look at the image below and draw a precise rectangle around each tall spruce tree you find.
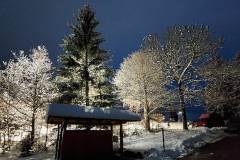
[92,67,117,107]
[57,5,115,106]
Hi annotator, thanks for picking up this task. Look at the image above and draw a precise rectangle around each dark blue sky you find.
[0,0,240,68]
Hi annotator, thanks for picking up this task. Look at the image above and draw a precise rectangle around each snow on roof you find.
[47,104,141,124]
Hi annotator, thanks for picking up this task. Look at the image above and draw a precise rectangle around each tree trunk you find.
[85,76,89,106]
[45,123,48,149]
[144,95,151,131]
[98,84,103,107]
[7,123,11,150]
[6,110,11,151]
[144,105,150,131]
[143,81,151,131]
[85,50,89,106]
[179,83,188,130]
[3,133,6,154]
[30,111,36,147]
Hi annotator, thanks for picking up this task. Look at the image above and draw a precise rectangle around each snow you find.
[0,122,226,160]
[0,152,54,160]
[47,104,141,123]
[159,122,184,129]
[124,126,226,160]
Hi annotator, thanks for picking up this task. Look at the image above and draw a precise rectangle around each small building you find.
[199,113,210,119]
[199,113,209,126]
[192,113,209,127]
[46,104,141,160]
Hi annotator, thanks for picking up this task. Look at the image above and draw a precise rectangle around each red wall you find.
[60,130,113,160]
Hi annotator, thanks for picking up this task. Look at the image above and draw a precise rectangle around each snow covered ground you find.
[0,124,226,160]
[0,152,54,160]
[124,125,226,160]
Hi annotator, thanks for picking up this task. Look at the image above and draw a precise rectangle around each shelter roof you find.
[47,104,141,125]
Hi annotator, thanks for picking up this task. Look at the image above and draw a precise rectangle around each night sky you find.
[0,0,240,68]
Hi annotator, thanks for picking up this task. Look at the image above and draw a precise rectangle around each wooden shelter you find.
[46,104,141,160]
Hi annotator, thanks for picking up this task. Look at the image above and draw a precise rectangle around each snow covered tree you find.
[202,53,240,119]
[91,67,117,107]
[157,25,222,130]
[0,101,19,153]
[0,46,56,150]
[0,69,19,153]
[114,46,164,130]
[57,5,113,106]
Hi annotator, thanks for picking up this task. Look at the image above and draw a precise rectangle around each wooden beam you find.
[110,124,113,131]
[110,125,113,151]
[120,124,123,153]
[55,124,60,160]
[57,120,67,160]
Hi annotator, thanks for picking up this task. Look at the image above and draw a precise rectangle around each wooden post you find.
[110,125,113,132]
[120,124,123,153]
[55,124,60,160]
[45,123,49,149]
[110,125,113,151]
[57,123,63,160]
[57,121,67,160]
[161,128,165,151]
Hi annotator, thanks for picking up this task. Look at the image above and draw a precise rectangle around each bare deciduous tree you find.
[114,49,164,131]
[0,46,56,150]
[202,53,240,118]
[157,25,222,130]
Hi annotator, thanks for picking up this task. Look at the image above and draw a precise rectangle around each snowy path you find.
[124,128,225,160]
[181,135,240,160]
[124,129,202,152]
